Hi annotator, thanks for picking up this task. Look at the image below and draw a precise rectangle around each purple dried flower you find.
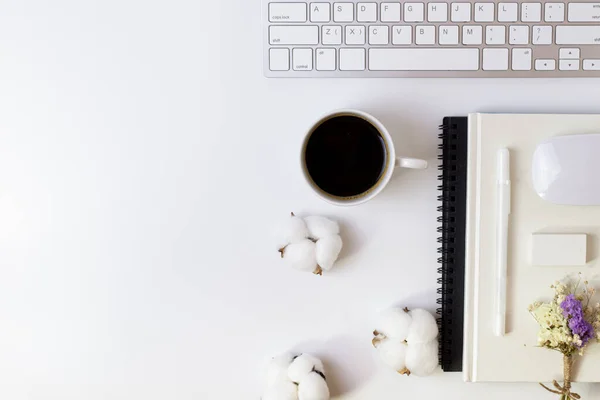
[561,294,595,347]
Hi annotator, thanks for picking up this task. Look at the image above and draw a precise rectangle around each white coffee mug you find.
[301,109,427,206]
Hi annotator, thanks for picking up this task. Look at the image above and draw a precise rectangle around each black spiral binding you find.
[437,117,468,372]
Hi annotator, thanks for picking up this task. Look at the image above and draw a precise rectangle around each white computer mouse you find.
[532,133,600,205]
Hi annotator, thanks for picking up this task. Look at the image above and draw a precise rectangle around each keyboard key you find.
[357,2,377,21]
[381,2,401,22]
[568,3,600,22]
[545,3,565,22]
[322,25,342,45]
[416,25,435,44]
[532,25,553,45]
[535,59,556,70]
[269,48,290,71]
[556,26,600,45]
[346,25,366,44]
[512,48,532,70]
[270,25,319,45]
[509,26,529,44]
[583,59,600,70]
[340,48,366,70]
[463,25,483,45]
[310,3,331,22]
[483,48,509,70]
[369,25,390,44]
[404,3,425,22]
[522,3,542,22]
[334,2,354,21]
[269,3,308,22]
[474,3,494,22]
[451,3,472,21]
[316,48,336,70]
[559,59,580,70]
[498,3,518,22]
[439,25,459,45]
[428,3,448,22]
[293,48,313,70]
[369,48,479,70]
[392,25,413,44]
[559,48,580,59]
[486,25,506,45]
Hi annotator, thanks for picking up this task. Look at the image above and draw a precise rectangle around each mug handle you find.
[395,157,428,169]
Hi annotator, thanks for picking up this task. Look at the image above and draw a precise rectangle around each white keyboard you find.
[263,0,600,77]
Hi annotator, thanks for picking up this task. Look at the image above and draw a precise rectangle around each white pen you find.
[494,148,511,337]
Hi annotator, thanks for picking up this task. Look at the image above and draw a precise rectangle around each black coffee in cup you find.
[304,115,388,198]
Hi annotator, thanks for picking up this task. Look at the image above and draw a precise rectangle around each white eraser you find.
[531,233,587,266]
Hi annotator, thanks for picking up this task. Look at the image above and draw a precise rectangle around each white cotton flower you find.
[278,214,343,275]
[278,214,309,248]
[297,372,330,400]
[264,352,329,400]
[378,308,412,340]
[373,307,439,377]
[315,235,343,271]
[375,338,408,371]
[262,377,299,400]
[304,216,339,240]
[406,309,439,344]
[284,239,318,272]
[288,354,325,384]
[266,353,297,387]
[405,341,439,376]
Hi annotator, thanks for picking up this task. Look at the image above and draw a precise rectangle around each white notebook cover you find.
[463,113,600,383]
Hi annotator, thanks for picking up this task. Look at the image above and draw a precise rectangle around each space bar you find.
[369,48,480,71]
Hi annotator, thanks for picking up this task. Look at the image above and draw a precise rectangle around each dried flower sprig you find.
[529,274,600,400]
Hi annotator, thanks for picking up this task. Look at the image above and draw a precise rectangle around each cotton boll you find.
[315,235,343,271]
[406,309,439,344]
[298,372,330,400]
[266,352,296,387]
[284,239,318,272]
[378,308,412,340]
[304,216,339,240]
[262,378,299,400]
[405,341,439,376]
[375,338,408,371]
[288,354,324,384]
[279,214,309,248]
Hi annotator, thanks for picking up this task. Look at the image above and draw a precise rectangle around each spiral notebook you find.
[438,113,600,382]
[437,117,468,372]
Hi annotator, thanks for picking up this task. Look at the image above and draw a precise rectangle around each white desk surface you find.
[1,1,600,399]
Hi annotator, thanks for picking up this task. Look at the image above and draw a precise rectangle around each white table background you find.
[1,1,600,399]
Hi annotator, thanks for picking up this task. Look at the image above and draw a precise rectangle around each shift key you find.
[556,26,600,44]
[269,26,319,45]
